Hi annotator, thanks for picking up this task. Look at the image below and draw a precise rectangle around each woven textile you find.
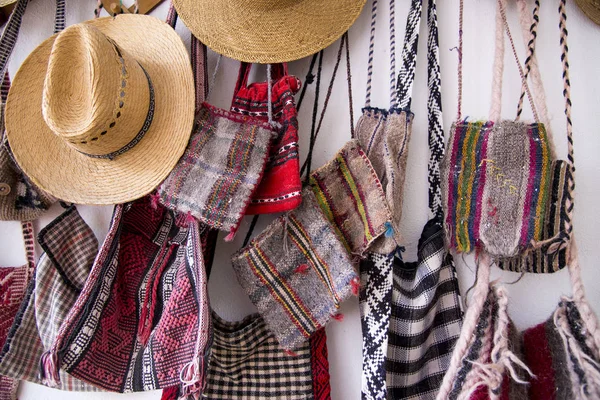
[47,196,210,393]
[231,63,302,214]
[0,263,30,400]
[359,253,393,400]
[387,220,463,400]
[523,299,600,399]
[0,206,99,391]
[203,312,331,399]
[441,120,553,257]
[355,108,411,248]
[498,160,573,273]
[158,103,273,239]
[232,188,359,350]
[310,139,393,256]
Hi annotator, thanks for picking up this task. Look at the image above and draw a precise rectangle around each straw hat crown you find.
[42,24,151,158]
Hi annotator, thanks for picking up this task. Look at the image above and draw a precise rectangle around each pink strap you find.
[488,0,505,122]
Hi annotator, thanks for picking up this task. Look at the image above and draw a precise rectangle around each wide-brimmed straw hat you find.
[5,15,194,204]
[575,0,600,25]
[172,0,366,63]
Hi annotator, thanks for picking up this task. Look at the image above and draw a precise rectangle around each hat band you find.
[77,63,155,161]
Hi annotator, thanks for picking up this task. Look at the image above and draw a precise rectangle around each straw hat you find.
[0,0,16,7]
[575,0,600,25]
[172,0,366,63]
[5,15,194,204]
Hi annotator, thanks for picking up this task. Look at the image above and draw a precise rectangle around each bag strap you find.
[396,0,423,110]
[0,0,28,82]
[426,0,444,222]
[232,63,287,96]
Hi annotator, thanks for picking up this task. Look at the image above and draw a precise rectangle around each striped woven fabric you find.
[47,197,211,393]
[498,160,573,273]
[0,206,99,391]
[310,139,393,256]
[203,313,331,399]
[387,220,463,400]
[441,120,552,257]
[159,103,273,239]
[232,188,358,351]
[231,63,302,214]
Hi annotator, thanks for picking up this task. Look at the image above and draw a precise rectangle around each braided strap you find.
[396,0,423,110]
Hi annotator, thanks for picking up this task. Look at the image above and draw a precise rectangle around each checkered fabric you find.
[387,220,463,400]
[359,253,393,400]
[203,313,331,399]
[231,63,303,214]
[310,140,393,256]
[232,188,359,351]
[48,196,211,393]
[0,206,99,391]
[159,103,274,239]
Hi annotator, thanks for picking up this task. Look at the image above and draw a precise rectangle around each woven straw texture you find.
[576,0,600,25]
[0,0,16,7]
[171,0,366,63]
[5,15,194,204]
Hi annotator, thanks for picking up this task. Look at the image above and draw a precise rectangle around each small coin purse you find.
[231,188,359,350]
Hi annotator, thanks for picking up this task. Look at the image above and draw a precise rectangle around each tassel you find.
[40,351,60,388]
[150,192,160,209]
[179,357,205,399]
[350,276,360,296]
[332,313,344,322]
[384,221,394,238]
[224,230,236,242]
[294,264,310,274]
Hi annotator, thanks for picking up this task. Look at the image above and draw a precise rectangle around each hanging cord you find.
[0,0,29,81]
[364,0,378,108]
[516,0,540,120]
[456,0,464,120]
[165,2,177,27]
[497,0,540,123]
[300,33,349,181]
[300,50,323,181]
[559,0,575,172]
[346,33,355,138]
[54,0,65,33]
[489,0,506,122]
[266,64,282,129]
[296,53,318,112]
[389,0,397,109]
[206,54,222,102]
[396,0,422,110]
[94,0,103,17]
[426,0,445,222]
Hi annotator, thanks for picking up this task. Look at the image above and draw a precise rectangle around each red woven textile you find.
[231,63,302,214]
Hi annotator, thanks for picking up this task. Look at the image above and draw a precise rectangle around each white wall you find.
[1,0,599,399]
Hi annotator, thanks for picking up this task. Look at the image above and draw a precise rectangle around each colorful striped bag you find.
[440,0,557,259]
[231,63,303,214]
[231,188,359,351]
[41,196,211,395]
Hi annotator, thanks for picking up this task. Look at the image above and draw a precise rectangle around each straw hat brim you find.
[0,0,16,7]
[575,0,600,25]
[5,15,194,205]
[172,0,366,63]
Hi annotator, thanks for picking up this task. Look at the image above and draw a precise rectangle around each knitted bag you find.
[203,313,331,399]
[440,0,557,259]
[41,196,211,395]
[495,0,574,273]
[231,188,359,351]
[0,206,99,392]
[353,0,425,250]
[231,63,303,214]
[310,139,392,256]
[158,103,274,240]
[0,221,35,399]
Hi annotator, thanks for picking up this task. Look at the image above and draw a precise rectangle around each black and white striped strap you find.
[426,0,444,222]
[0,0,29,82]
[396,0,423,110]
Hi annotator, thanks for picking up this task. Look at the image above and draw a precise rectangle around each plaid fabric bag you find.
[231,63,302,214]
[158,103,274,240]
[440,0,562,260]
[0,206,99,391]
[42,196,211,395]
[310,139,393,256]
[231,188,359,351]
[0,221,35,400]
[203,313,331,399]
